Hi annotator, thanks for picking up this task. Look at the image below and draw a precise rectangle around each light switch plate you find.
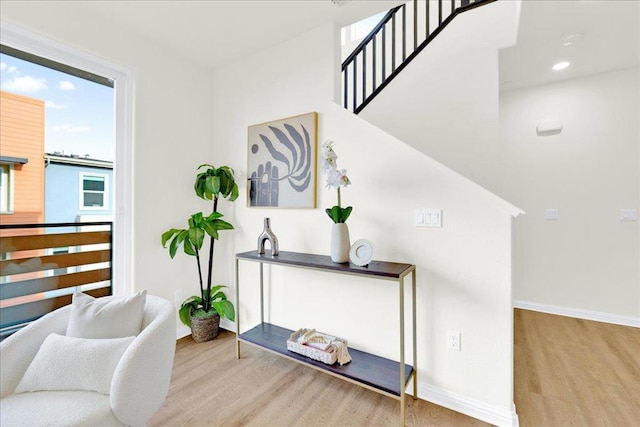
[620,209,637,221]
[415,209,442,228]
[544,209,559,220]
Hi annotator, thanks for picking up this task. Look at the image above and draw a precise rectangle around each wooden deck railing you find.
[0,222,113,339]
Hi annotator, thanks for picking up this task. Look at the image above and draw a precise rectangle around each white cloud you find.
[59,80,75,91]
[0,62,19,75]
[45,100,65,109]
[54,124,90,133]
[2,75,47,93]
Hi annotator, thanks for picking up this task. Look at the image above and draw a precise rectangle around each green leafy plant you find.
[161,164,238,327]
[325,204,352,224]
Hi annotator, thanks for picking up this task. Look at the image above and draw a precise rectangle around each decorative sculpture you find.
[257,217,279,256]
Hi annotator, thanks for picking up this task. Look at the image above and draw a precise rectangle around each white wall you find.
[348,0,639,324]
[501,68,640,321]
[358,0,520,194]
[211,22,521,426]
[0,2,215,315]
[1,2,524,424]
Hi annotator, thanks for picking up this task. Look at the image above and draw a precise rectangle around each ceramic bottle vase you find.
[330,223,350,263]
[257,217,279,256]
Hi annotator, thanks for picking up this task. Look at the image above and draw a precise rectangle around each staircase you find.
[341,0,520,196]
[342,0,496,114]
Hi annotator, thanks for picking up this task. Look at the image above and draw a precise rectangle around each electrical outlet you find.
[447,330,461,352]
[174,289,183,304]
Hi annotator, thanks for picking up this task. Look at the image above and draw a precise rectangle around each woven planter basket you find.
[190,312,220,343]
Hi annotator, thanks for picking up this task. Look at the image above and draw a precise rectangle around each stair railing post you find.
[343,65,348,109]
[402,4,407,61]
[382,26,386,81]
[392,14,396,72]
[413,0,418,51]
[426,0,430,37]
[372,35,377,91]
[352,57,357,112]
[362,47,366,105]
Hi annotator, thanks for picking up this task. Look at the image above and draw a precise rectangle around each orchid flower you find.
[321,140,352,223]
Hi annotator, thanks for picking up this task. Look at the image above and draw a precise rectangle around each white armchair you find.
[0,294,176,427]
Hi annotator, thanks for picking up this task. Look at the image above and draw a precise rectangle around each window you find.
[341,11,386,46]
[52,247,70,276]
[3,21,132,295]
[79,173,108,210]
[0,163,12,213]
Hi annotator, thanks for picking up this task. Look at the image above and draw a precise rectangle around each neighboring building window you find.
[52,247,69,276]
[0,163,12,213]
[79,173,108,210]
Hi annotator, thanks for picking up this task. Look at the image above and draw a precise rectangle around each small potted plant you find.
[161,164,238,342]
[321,141,352,263]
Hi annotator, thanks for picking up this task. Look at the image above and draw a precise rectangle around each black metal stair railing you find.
[342,0,496,114]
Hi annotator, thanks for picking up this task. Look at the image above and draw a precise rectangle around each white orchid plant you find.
[321,141,352,223]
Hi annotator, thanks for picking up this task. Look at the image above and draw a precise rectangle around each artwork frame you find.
[247,112,318,208]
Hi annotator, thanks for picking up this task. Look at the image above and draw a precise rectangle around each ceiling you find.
[76,0,404,70]
[75,0,639,88]
[500,0,640,91]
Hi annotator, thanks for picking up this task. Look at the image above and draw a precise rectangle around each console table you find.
[235,250,417,426]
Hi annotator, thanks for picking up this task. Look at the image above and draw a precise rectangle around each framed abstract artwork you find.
[247,112,318,208]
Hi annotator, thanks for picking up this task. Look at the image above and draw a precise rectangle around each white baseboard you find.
[176,324,191,339]
[220,318,235,332]
[417,383,518,427]
[176,322,519,426]
[513,300,640,328]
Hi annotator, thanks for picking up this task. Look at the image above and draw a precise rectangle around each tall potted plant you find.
[161,164,238,342]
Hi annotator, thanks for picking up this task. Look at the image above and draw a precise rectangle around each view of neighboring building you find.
[0,90,113,335]
[44,152,113,224]
[0,90,45,229]
[0,90,114,227]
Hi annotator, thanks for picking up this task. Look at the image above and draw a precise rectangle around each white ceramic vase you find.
[330,223,350,263]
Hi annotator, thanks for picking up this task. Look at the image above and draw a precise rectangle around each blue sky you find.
[0,53,114,161]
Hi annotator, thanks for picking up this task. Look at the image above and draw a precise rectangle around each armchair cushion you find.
[66,290,147,339]
[1,294,175,427]
[15,334,135,395]
[1,391,124,426]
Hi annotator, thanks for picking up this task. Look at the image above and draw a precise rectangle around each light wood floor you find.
[149,310,640,426]
[514,309,640,426]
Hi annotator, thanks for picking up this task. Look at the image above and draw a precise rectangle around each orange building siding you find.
[0,91,45,230]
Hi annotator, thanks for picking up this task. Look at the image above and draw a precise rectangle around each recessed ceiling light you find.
[562,32,583,46]
[552,61,571,71]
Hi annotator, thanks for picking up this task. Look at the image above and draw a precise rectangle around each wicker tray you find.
[287,328,348,365]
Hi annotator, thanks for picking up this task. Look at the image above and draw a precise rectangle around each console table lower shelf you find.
[238,322,414,398]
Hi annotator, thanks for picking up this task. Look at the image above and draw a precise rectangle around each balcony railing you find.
[0,222,113,339]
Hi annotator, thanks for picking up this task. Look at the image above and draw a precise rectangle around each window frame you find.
[1,21,133,296]
[0,163,14,214]
[78,172,109,210]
